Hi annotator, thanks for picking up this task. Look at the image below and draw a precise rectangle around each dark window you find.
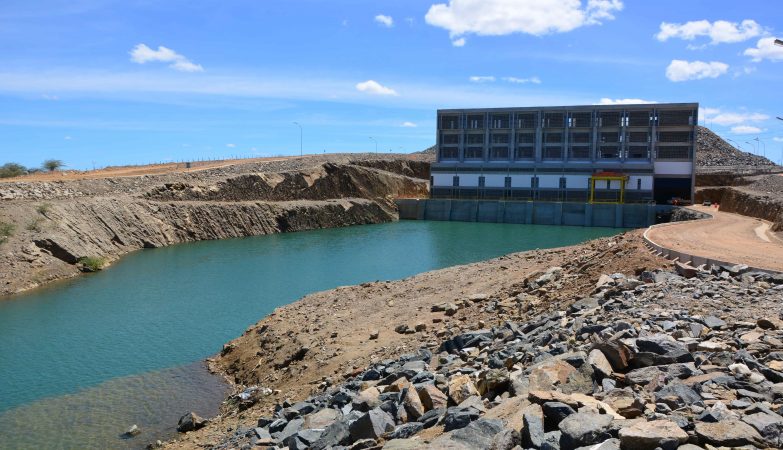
[658,131,691,143]
[465,147,484,159]
[491,147,509,159]
[467,115,484,129]
[606,180,611,189]
[517,132,535,144]
[570,132,591,143]
[440,147,458,159]
[599,111,622,127]
[543,146,562,159]
[516,113,537,128]
[441,133,459,145]
[545,132,562,143]
[657,146,690,159]
[571,112,592,127]
[491,114,510,128]
[544,112,565,127]
[600,146,620,159]
[466,134,484,145]
[478,176,485,187]
[491,133,510,144]
[637,178,642,190]
[453,176,459,187]
[628,132,648,143]
[440,115,460,129]
[627,146,648,159]
[628,111,650,127]
[504,176,512,188]
[515,146,534,159]
[559,177,567,189]
[658,110,692,126]
[600,132,619,143]
[531,177,539,188]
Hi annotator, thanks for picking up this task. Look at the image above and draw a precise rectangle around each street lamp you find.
[369,136,378,153]
[755,137,766,158]
[293,122,303,157]
[745,141,757,155]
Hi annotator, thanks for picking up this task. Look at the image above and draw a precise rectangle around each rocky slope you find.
[167,239,783,450]
[696,126,778,171]
[0,157,429,297]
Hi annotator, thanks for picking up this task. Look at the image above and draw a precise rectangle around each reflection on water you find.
[0,362,229,450]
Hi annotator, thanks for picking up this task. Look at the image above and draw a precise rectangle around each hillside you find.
[696,126,777,169]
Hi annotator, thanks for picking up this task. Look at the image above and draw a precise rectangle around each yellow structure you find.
[589,172,629,204]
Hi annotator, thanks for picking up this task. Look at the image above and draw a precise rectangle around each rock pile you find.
[192,263,783,449]
[696,126,776,168]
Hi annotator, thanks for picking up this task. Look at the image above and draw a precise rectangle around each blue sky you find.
[1,0,782,170]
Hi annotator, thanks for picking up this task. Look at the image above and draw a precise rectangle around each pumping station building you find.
[431,103,697,205]
[397,102,698,228]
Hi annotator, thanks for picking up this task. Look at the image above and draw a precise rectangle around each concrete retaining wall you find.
[395,199,663,228]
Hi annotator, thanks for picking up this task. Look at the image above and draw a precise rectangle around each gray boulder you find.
[558,412,613,450]
[349,408,395,441]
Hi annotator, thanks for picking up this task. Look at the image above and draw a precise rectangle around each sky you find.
[1,0,782,170]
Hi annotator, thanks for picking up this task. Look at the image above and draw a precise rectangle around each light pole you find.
[746,141,758,155]
[369,136,378,153]
[293,122,302,157]
[755,137,766,158]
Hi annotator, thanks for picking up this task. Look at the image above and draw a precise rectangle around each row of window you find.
[439,145,685,160]
[440,110,695,130]
[441,131,691,145]
[447,176,645,190]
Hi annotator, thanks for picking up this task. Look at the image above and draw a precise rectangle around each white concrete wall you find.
[484,174,507,187]
[627,175,653,190]
[432,173,454,186]
[654,161,692,176]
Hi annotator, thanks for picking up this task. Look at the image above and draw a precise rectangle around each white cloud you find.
[355,80,398,96]
[469,75,495,82]
[598,98,656,105]
[700,109,768,126]
[503,76,541,84]
[424,0,622,42]
[129,44,204,72]
[665,59,728,82]
[401,121,417,127]
[374,14,394,27]
[773,137,783,143]
[452,37,466,47]
[744,37,783,62]
[656,19,762,45]
[731,125,762,134]
[226,143,236,148]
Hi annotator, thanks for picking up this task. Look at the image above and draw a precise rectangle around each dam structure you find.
[398,103,698,228]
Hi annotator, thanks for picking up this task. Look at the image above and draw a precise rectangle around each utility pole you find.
[746,141,757,155]
[754,137,766,158]
[369,136,378,153]
[293,122,303,157]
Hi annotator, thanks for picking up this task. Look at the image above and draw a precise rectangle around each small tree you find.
[0,162,27,178]
[42,159,65,172]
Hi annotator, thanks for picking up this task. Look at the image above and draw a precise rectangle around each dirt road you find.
[647,205,783,272]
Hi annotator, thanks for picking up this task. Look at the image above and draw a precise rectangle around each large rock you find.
[353,386,381,412]
[602,389,644,419]
[542,401,575,430]
[529,359,577,392]
[417,384,448,411]
[558,412,614,450]
[618,420,688,450]
[522,403,545,448]
[448,374,479,405]
[592,341,632,372]
[304,408,341,429]
[588,348,613,379]
[176,411,207,433]
[742,411,783,447]
[349,408,395,441]
[694,420,765,447]
[431,418,506,449]
[653,383,702,409]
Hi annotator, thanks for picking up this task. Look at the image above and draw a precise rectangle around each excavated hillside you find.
[0,156,429,297]
[695,126,778,171]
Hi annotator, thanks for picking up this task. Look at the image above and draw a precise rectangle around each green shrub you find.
[0,163,27,178]
[77,256,106,272]
[36,203,52,215]
[0,222,14,245]
[26,218,43,232]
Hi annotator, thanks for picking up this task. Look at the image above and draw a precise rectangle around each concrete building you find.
[431,103,697,204]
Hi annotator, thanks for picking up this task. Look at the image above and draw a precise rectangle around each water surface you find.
[0,221,623,448]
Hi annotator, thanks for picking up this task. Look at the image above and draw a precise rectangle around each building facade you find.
[432,103,697,204]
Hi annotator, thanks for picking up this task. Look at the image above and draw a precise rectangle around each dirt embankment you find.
[696,174,783,232]
[0,158,430,297]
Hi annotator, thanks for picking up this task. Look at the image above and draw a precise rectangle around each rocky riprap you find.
[696,126,777,170]
[185,264,783,449]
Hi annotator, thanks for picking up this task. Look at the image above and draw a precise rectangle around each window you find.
[467,115,484,129]
[516,113,537,128]
[658,131,691,143]
[628,132,648,143]
[543,146,562,159]
[606,180,611,189]
[658,110,692,126]
[571,112,592,128]
[465,147,484,159]
[545,132,563,143]
[440,133,459,145]
[517,133,535,144]
[491,114,510,128]
[657,146,690,159]
[453,176,460,187]
[544,112,565,127]
[559,177,567,189]
[504,176,512,188]
[440,115,460,129]
[531,177,539,189]
[515,147,534,159]
[491,147,509,159]
[637,179,642,190]
[440,147,458,159]
[466,134,484,145]
[600,132,619,143]
[599,111,621,127]
[570,132,591,143]
[478,176,485,187]
[491,133,510,144]
[628,111,650,127]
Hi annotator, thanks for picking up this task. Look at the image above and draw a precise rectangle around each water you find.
[0,221,623,448]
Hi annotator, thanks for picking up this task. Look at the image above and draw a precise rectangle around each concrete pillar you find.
[614,204,623,227]
[584,203,593,227]
[535,111,543,163]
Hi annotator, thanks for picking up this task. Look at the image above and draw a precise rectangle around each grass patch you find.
[36,203,52,215]
[26,218,44,232]
[77,256,106,272]
[0,221,14,245]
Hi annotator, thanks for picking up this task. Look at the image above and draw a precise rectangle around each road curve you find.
[647,205,783,272]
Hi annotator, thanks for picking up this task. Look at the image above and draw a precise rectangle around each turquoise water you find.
[0,221,623,448]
